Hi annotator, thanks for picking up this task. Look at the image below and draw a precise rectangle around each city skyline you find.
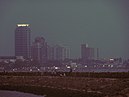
[0,0,129,59]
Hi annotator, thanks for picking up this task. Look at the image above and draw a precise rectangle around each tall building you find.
[47,45,70,61]
[62,47,70,60]
[81,44,88,60]
[97,48,99,59]
[31,37,47,64]
[47,45,54,60]
[15,24,31,59]
[81,44,94,61]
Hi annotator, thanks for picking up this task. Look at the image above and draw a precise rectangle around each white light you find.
[110,58,114,61]
[55,67,58,69]
[67,66,71,69]
[85,65,87,67]
[17,24,29,27]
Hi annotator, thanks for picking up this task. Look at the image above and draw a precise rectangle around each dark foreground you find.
[0,72,129,97]
[0,85,102,97]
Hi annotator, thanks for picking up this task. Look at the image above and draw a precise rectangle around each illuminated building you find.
[15,24,31,58]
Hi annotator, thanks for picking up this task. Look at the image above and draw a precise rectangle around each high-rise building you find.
[31,37,47,64]
[81,44,94,61]
[15,24,31,59]
[47,45,70,61]
[47,45,54,61]
[97,48,99,59]
[62,47,70,60]
[81,44,88,60]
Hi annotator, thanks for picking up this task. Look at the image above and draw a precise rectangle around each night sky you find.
[0,0,129,59]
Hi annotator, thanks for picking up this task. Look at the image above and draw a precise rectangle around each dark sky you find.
[0,0,129,59]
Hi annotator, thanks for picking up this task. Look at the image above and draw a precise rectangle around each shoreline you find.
[0,85,103,97]
[0,90,45,97]
[0,72,129,97]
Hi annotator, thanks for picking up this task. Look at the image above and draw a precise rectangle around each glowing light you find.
[30,69,32,72]
[110,58,114,61]
[17,24,29,27]
[55,67,59,69]
[85,65,87,68]
[66,66,71,69]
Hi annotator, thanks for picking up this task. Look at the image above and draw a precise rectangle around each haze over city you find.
[0,0,129,59]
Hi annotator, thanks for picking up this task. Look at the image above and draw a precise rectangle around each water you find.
[74,68,129,72]
[0,90,44,97]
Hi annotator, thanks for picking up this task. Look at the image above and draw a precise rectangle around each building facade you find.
[31,37,47,64]
[47,45,70,61]
[47,45,54,61]
[15,24,31,59]
[81,44,94,61]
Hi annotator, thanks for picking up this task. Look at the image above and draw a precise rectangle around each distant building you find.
[81,44,94,61]
[97,48,99,59]
[47,45,70,61]
[15,24,31,59]
[31,37,47,64]
[47,45,54,60]
[62,47,70,60]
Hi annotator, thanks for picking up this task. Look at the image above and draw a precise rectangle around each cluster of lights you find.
[17,24,29,27]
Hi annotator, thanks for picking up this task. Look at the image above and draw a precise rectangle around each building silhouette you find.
[47,45,70,61]
[31,37,47,64]
[47,45,54,61]
[81,44,94,63]
[15,24,31,59]
[97,48,99,59]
